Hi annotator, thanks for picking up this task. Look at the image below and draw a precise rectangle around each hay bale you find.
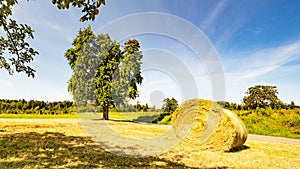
[171,99,247,152]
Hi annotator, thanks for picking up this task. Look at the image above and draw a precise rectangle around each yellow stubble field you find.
[0,118,299,169]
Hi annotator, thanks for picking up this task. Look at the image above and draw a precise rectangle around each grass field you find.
[0,111,161,122]
[77,111,161,122]
[0,114,77,119]
[1,109,300,140]
[234,109,300,139]
[0,118,299,168]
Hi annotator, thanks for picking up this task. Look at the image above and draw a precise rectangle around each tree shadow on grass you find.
[0,132,226,169]
[105,114,160,123]
[132,115,160,123]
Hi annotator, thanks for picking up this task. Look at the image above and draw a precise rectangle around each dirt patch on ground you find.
[248,134,300,145]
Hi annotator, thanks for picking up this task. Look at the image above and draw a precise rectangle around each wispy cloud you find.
[45,21,65,33]
[201,0,228,31]
[12,0,75,36]
[226,41,300,81]
[223,42,300,103]
[205,1,268,49]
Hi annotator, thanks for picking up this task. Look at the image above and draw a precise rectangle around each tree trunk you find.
[103,106,109,120]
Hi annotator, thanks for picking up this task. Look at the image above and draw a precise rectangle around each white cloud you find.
[230,42,300,81]
[222,41,300,103]
[201,0,228,31]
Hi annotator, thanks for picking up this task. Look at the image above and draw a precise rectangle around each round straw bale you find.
[171,99,247,152]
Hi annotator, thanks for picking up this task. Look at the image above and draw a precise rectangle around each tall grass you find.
[234,108,300,139]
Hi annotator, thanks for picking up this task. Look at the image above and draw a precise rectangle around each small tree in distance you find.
[151,97,178,124]
[162,97,178,113]
[242,85,283,109]
[135,102,149,112]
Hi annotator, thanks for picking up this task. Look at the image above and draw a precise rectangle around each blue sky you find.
[1,0,300,106]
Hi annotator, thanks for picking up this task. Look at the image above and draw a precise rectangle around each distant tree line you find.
[0,99,74,115]
[112,102,155,112]
[217,100,299,111]
[0,98,161,115]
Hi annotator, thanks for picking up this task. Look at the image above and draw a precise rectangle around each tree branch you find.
[1,20,21,67]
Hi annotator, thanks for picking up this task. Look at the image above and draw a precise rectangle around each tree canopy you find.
[0,0,105,77]
[242,85,283,109]
[65,27,143,120]
[162,97,178,113]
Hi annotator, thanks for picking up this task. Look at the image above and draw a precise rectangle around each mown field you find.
[0,116,300,168]
[1,107,300,139]
[1,107,300,140]
[0,111,160,121]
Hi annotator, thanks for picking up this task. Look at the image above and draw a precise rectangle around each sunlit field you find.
[0,118,299,168]
[76,111,161,122]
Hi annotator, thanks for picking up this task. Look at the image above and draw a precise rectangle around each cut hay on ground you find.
[171,99,248,152]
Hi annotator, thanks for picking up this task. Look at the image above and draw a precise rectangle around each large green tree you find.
[0,0,105,77]
[65,27,143,120]
[64,26,95,111]
[242,85,283,109]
